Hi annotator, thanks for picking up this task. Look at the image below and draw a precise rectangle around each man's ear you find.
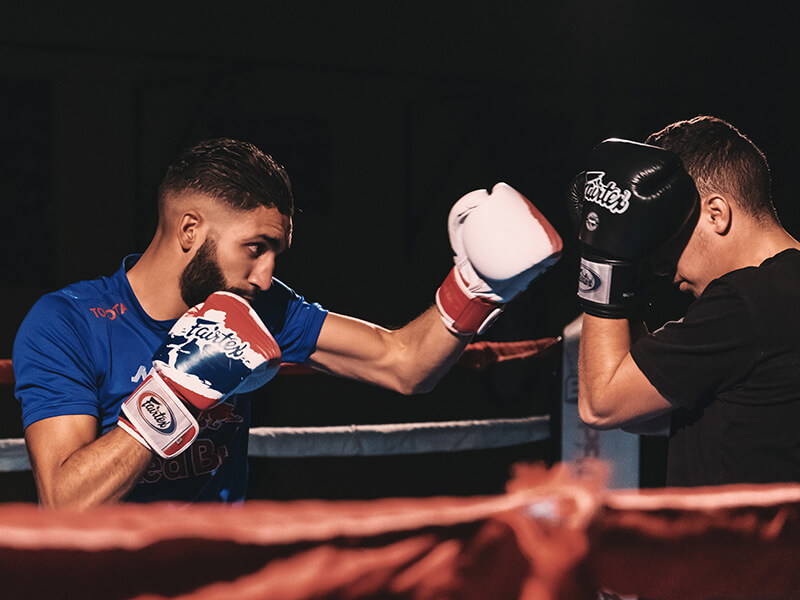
[178,211,202,252]
[705,195,732,235]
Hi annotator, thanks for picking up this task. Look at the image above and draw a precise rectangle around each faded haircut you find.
[157,138,294,218]
[645,116,777,223]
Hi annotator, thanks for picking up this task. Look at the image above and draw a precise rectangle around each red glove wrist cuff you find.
[436,267,504,336]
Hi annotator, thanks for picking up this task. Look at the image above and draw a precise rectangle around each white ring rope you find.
[0,416,549,472]
[0,438,30,473]
[248,416,550,458]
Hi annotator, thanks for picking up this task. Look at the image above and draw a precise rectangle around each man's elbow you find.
[578,393,620,430]
[383,351,441,395]
[36,483,97,511]
[33,467,114,511]
[393,375,436,396]
[36,487,72,510]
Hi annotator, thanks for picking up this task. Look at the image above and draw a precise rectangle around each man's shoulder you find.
[714,248,800,294]
[31,274,122,317]
[758,247,800,274]
[251,278,300,335]
[694,248,800,334]
[18,268,131,343]
[250,279,327,360]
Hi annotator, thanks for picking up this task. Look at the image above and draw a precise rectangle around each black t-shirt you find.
[631,249,800,487]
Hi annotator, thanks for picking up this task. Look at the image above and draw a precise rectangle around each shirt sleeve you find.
[253,279,328,364]
[12,293,101,429]
[630,280,759,410]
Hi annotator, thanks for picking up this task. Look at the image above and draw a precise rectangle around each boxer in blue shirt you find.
[14,138,562,508]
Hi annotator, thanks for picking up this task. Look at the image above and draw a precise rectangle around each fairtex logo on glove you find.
[578,264,601,293]
[585,171,631,214]
[137,393,176,434]
[151,292,281,408]
[152,313,257,404]
[182,320,250,360]
[577,257,612,305]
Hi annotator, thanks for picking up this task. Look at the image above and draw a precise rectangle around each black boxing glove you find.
[568,139,698,318]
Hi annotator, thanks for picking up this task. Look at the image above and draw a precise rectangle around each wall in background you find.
[1,2,797,497]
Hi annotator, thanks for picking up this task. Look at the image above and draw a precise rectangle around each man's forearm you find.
[388,305,471,394]
[579,315,629,403]
[578,315,645,424]
[309,306,469,395]
[577,314,674,428]
[31,428,152,509]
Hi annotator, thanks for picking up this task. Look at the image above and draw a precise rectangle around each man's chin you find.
[225,288,256,304]
[676,281,702,298]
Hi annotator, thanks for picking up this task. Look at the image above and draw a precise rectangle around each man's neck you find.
[126,244,189,321]
[733,221,800,270]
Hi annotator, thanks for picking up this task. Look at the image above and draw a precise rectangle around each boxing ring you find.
[0,327,799,599]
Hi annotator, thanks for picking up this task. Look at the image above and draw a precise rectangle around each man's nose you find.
[650,254,676,278]
[248,254,275,291]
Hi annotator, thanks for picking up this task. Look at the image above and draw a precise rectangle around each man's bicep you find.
[14,294,101,429]
[308,312,391,375]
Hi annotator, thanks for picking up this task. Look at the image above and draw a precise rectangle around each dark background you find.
[0,2,797,501]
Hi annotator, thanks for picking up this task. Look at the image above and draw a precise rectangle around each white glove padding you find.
[436,182,562,335]
[118,370,201,459]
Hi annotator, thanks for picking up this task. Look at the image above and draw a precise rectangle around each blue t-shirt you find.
[12,255,328,503]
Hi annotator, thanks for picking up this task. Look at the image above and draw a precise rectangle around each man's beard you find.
[179,238,255,308]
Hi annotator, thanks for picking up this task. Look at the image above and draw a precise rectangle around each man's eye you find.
[248,244,265,256]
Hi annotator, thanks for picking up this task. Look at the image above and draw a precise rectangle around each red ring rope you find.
[0,337,560,385]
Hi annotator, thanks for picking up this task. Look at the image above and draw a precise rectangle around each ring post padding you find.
[560,315,640,489]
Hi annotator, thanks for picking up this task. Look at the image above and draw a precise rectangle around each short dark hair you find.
[158,138,294,217]
[645,116,777,223]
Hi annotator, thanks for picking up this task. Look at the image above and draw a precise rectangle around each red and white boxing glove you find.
[436,183,562,335]
[118,291,281,458]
